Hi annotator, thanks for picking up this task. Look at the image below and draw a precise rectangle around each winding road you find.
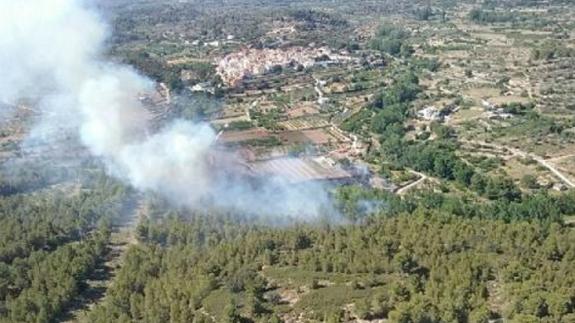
[396,170,428,195]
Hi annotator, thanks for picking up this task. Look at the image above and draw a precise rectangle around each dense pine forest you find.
[86,199,575,322]
[2,0,575,322]
[1,163,574,322]
[0,165,130,323]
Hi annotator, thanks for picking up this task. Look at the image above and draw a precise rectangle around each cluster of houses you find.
[417,104,459,121]
[216,46,353,86]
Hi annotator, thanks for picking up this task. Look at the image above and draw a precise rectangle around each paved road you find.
[396,170,427,195]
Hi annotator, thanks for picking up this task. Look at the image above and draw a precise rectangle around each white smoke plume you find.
[0,0,335,219]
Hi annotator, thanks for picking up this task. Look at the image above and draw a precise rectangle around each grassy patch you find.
[294,285,380,320]
[263,267,377,287]
[202,288,243,321]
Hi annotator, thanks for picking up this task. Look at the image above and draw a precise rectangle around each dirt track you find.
[461,139,575,188]
[59,196,145,323]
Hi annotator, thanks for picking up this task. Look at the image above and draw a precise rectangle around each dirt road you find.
[59,195,146,322]
[462,139,575,188]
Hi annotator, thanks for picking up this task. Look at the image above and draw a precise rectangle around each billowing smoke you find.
[0,0,335,219]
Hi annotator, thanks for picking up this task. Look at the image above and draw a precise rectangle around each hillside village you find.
[1,0,575,323]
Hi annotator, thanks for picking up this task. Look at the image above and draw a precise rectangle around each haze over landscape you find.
[0,0,574,322]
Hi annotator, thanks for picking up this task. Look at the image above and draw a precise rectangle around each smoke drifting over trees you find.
[0,0,334,220]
